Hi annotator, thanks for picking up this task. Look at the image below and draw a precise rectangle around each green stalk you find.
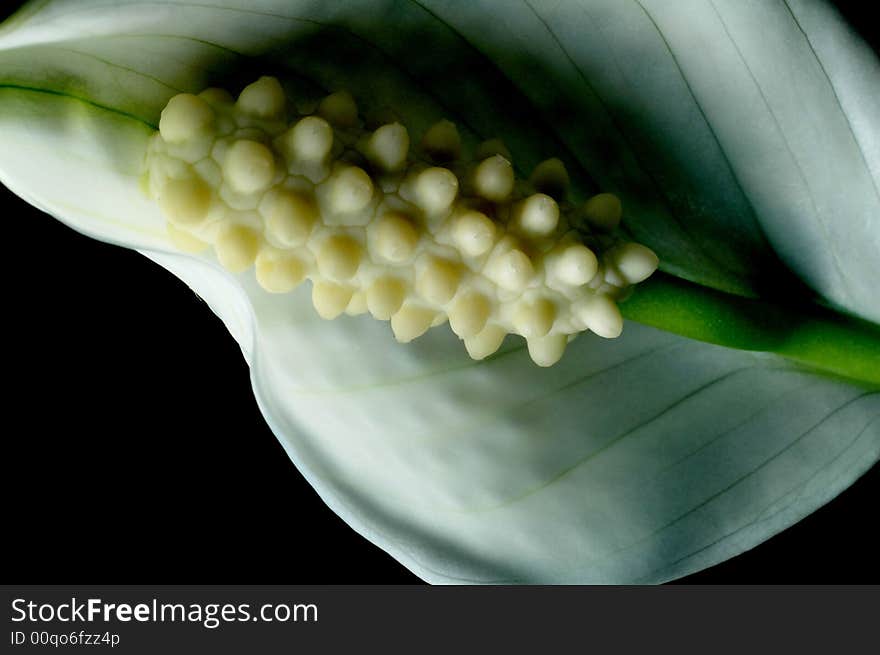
[622,272,880,387]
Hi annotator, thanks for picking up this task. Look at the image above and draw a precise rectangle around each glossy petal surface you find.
[1,0,878,582]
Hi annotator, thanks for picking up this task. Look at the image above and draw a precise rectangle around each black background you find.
[2,1,878,584]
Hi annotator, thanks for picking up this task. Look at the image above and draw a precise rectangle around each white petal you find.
[1,0,878,583]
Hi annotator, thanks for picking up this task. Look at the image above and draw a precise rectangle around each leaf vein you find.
[634,392,878,582]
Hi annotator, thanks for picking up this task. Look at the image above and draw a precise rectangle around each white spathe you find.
[0,0,878,583]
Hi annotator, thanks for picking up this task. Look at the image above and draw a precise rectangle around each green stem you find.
[621,272,880,387]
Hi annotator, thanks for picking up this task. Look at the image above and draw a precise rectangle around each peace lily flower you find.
[1,0,878,583]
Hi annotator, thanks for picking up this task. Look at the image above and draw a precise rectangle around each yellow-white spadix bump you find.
[159,93,214,143]
[345,290,368,316]
[551,243,599,286]
[147,77,661,367]
[414,167,459,214]
[473,155,514,202]
[366,277,406,320]
[448,291,491,338]
[486,248,534,292]
[264,189,316,247]
[329,166,373,214]
[255,248,305,293]
[527,334,567,367]
[530,158,570,199]
[223,139,276,194]
[417,257,461,304]
[513,193,559,237]
[199,87,233,106]
[583,192,622,231]
[316,234,362,281]
[464,324,506,360]
[166,222,208,253]
[609,242,659,285]
[391,304,436,342]
[279,116,333,162]
[372,211,419,263]
[160,177,212,226]
[312,281,353,319]
[452,210,496,257]
[318,90,359,127]
[366,123,409,172]
[574,294,623,339]
[513,297,556,338]
[236,76,286,119]
[216,224,260,273]
[421,119,461,161]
